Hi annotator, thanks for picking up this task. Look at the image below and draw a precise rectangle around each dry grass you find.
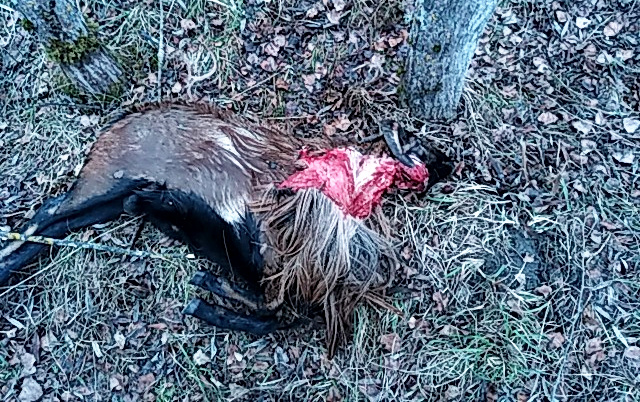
[1,0,639,401]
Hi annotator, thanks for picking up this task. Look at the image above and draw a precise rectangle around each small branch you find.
[0,230,193,260]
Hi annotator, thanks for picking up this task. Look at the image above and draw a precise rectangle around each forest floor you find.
[1,0,639,401]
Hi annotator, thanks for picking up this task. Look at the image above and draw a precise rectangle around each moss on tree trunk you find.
[14,0,123,96]
[404,0,496,120]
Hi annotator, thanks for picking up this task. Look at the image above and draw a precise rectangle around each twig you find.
[0,231,194,260]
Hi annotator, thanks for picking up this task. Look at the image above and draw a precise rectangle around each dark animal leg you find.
[128,217,147,249]
[128,188,264,285]
[189,270,265,311]
[183,298,282,335]
[0,180,147,285]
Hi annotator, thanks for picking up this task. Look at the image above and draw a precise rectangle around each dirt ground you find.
[1,0,639,401]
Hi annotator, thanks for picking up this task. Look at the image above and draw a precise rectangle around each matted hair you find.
[252,187,398,356]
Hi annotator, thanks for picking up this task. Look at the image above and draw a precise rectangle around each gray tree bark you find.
[14,0,123,95]
[404,0,496,120]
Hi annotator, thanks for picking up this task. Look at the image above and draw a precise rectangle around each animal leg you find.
[0,180,147,285]
[183,298,281,335]
[128,188,264,285]
[189,270,265,311]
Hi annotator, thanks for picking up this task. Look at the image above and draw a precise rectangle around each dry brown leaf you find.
[535,285,552,296]
[585,337,603,355]
[302,74,316,92]
[547,332,565,349]
[193,349,211,366]
[623,118,640,133]
[260,57,277,72]
[180,19,196,30]
[538,112,558,125]
[114,331,126,349]
[18,378,43,402]
[109,375,124,391]
[575,17,591,28]
[137,373,155,392]
[380,333,401,353]
[572,120,592,134]
[333,116,351,131]
[275,78,289,90]
[432,291,449,313]
[333,0,346,12]
[327,10,342,25]
[613,152,634,164]
[274,35,286,48]
[624,346,640,360]
[19,352,36,377]
[306,5,319,18]
[603,21,623,37]
[264,42,280,57]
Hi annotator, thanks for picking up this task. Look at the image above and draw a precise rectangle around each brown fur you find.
[10,103,398,356]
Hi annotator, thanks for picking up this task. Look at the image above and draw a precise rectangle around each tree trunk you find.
[14,0,123,95]
[404,0,496,120]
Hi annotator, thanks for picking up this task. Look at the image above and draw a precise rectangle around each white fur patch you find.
[215,195,247,225]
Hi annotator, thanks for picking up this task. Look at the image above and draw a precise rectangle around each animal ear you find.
[379,120,416,167]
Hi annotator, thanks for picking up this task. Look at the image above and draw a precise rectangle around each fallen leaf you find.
[41,332,58,352]
[306,5,319,18]
[276,78,289,90]
[193,349,211,366]
[380,333,401,353]
[575,17,591,28]
[302,74,316,92]
[538,112,559,125]
[547,332,565,349]
[624,346,640,360]
[613,152,634,164]
[585,337,603,355]
[260,57,277,72]
[264,42,279,57]
[572,120,592,134]
[109,375,124,391]
[273,35,286,48]
[137,373,155,392]
[535,285,552,296]
[19,378,43,402]
[80,115,92,127]
[616,49,634,61]
[180,18,196,30]
[333,0,346,12]
[327,386,342,402]
[623,118,640,133]
[114,331,126,349]
[20,352,36,377]
[581,139,597,154]
[327,10,342,25]
[333,116,351,131]
[603,21,623,37]
[369,54,385,70]
[432,291,449,312]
